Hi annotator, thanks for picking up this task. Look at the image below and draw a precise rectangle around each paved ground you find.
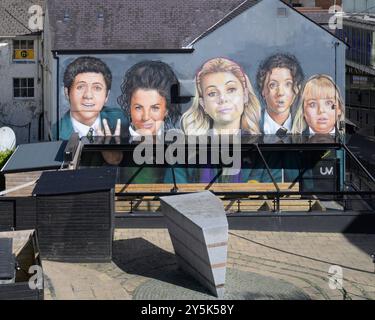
[42,229,375,300]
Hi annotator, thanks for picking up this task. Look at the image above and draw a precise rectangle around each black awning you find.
[32,167,117,196]
[1,141,67,174]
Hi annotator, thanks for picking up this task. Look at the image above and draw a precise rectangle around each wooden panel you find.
[4,171,44,197]
[36,191,113,262]
[15,197,37,230]
[115,198,322,213]
[0,201,14,231]
[116,182,299,193]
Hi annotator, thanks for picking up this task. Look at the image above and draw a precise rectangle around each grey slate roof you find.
[0,0,44,37]
[47,0,342,51]
[47,0,257,51]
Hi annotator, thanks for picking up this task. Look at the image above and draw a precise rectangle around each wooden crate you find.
[33,168,117,262]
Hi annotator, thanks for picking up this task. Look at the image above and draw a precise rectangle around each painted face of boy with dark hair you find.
[65,72,109,127]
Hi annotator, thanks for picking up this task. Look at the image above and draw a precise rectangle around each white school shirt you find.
[70,114,102,138]
[263,112,292,134]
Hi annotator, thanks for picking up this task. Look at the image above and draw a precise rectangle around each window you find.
[352,76,368,85]
[13,78,35,98]
[277,8,287,17]
[13,39,35,62]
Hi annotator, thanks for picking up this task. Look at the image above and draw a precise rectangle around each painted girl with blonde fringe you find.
[292,74,344,135]
[181,57,261,135]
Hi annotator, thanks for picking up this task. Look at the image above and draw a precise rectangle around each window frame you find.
[13,77,35,100]
[12,39,36,63]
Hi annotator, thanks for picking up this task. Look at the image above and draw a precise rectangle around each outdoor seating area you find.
[115,182,325,213]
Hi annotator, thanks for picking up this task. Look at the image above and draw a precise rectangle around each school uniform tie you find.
[276,127,288,138]
[86,127,94,140]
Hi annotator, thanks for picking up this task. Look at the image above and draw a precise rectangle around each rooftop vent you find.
[97,12,104,21]
[63,10,71,22]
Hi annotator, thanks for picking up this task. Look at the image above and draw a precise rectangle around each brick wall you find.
[316,0,342,9]
[285,0,342,8]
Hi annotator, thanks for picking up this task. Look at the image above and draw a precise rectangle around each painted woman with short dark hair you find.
[117,60,182,184]
[117,60,182,136]
[256,53,304,135]
[248,53,305,183]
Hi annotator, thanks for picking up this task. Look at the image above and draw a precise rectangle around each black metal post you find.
[254,144,280,212]
[170,167,179,193]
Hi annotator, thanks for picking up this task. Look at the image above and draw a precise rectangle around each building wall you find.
[288,0,342,8]
[346,72,375,135]
[51,0,345,127]
[43,7,58,141]
[299,0,316,7]
[316,0,342,9]
[0,36,43,145]
[192,0,345,93]
[339,17,375,135]
[343,0,375,13]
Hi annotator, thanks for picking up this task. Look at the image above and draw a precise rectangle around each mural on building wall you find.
[53,53,344,186]
[54,54,344,139]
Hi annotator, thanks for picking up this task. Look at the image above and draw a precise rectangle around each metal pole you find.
[254,144,280,212]
[170,167,178,193]
[254,144,280,192]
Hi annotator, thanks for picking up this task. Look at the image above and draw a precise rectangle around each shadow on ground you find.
[112,237,210,295]
[112,238,311,300]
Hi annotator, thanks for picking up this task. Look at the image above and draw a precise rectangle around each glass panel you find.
[28,78,34,87]
[21,88,27,97]
[27,40,34,49]
[21,78,27,87]
[13,88,20,97]
[13,40,20,49]
[20,40,27,49]
[27,88,34,97]
[13,78,19,87]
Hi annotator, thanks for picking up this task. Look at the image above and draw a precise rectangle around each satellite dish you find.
[0,127,16,152]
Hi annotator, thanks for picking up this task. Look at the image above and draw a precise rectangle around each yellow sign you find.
[14,49,35,60]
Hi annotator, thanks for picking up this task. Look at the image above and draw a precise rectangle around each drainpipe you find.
[53,51,60,141]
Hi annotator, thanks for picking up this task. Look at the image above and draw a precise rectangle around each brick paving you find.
[42,229,375,300]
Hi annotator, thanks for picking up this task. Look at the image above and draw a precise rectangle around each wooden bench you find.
[113,182,325,213]
[115,182,299,193]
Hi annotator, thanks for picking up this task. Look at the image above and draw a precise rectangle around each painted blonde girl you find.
[181,57,261,135]
[292,74,344,135]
